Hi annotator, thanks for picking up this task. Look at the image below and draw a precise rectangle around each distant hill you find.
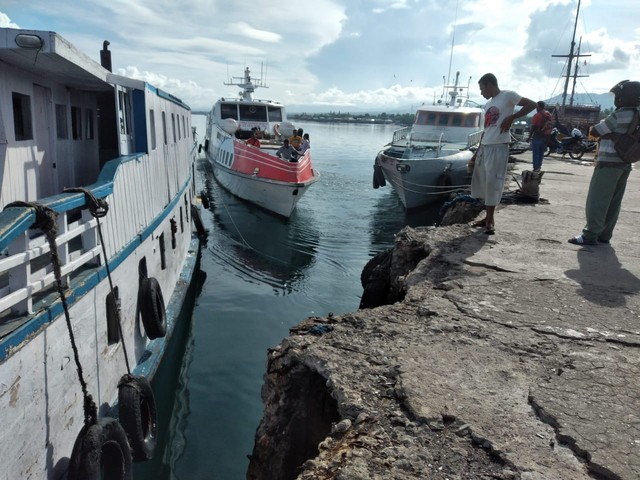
[287,92,615,116]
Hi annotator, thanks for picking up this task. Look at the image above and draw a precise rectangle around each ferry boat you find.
[373,71,483,209]
[202,67,319,218]
[0,28,204,478]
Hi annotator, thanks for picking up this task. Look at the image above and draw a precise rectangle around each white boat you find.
[202,67,319,218]
[0,28,204,479]
[373,71,483,209]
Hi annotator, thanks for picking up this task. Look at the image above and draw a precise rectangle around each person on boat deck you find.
[247,128,261,148]
[568,79,640,246]
[289,129,303,149]
[276,139,301,161]
[469,73,536,235]
[528,101,552,171]
[299,133,310,153]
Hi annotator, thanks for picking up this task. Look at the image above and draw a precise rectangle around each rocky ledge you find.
[247,157,640,480]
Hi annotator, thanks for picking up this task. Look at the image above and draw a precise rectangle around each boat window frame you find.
[239,104,268,122]
[55,103,68,139]
[71,106,82,140]
[12,92,34,141]
[267,106,283,122]
[220,103,239,120]
[149,109,157,150]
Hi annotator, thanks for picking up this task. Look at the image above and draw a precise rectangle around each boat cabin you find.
[215,100,285,134]
[410,106,482,144]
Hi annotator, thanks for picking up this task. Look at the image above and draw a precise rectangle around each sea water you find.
[136,117,441,479]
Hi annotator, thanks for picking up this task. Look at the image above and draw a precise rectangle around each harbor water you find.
[137,117,442,479]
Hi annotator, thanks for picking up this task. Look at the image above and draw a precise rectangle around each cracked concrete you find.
[248,154,640,479]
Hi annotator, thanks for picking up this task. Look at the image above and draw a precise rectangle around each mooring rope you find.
[4,200,98,427]
[64,187,131,375]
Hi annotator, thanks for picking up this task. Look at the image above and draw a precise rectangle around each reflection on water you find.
[201,160,319,294]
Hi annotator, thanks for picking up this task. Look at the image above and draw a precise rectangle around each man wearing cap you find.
[568,80,640,245]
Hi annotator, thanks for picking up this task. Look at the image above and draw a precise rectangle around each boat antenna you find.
[446,0,460,89]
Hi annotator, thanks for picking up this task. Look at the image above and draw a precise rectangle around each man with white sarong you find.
[470,73,536,234]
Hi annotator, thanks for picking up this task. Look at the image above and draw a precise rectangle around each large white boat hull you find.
[212,162,317,217]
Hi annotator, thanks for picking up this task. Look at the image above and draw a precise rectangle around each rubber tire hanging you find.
[68,417,133,480]
[138,277,167,339]
[118,374,157,462]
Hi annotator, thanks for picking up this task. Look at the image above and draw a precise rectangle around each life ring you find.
[138,277,166,339]
[68,417,133,480]
[118,374,157,462]
[273,123,281,138]
[191,204,208,238]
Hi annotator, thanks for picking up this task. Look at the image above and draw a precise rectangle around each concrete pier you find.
[248,152,640,480]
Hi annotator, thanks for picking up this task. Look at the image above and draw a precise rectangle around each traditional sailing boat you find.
[549,0,600,129]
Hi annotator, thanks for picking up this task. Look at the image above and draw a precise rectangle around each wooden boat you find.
[0,28,203,479]
[202,68,319,218]
[373,71,483,209]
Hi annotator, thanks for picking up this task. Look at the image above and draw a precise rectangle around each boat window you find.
[427,113,437,125]
[182,115,186,139]
[55,104,68,139]
[85,109,94,140]
[71,106,82,140]
[239,104,267,122]
[159,233,166,270]
[162,111,167,145]
[464,114,479,127]
[172,113,177,142]
[451,114,462,127]
[267,106,283,122]
[438,113,449,126]
[220,103,238,120]
[150,109,156,150]
[118,90,131,135]
[12,92,33,141]
[106,287,120,344]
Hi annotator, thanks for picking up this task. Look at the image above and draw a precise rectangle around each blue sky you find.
[1,0,638,112]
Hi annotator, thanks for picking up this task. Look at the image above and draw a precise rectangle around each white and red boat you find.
[202,68,319,218]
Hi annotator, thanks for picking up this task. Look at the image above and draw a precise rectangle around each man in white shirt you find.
[275,139,301,162]
[470,73,536,234]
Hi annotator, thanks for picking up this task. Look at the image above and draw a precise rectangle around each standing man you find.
[470,73,536,234]
[568,80,640,245]
[528,101,553,171]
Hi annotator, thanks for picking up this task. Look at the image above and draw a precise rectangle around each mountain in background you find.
[288,92,615,115]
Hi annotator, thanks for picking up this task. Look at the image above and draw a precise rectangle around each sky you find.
[1,0,638,113]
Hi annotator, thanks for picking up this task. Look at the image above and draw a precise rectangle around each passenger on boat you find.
[276,139,301,162]
[289,129,303,149]
[299,133,310,153]
[247,128,261,148]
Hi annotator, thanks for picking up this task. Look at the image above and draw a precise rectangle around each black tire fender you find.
[138,277,166,339]
[68,417,133,480]
[118,374,157,462]
[436,173,453,197]
[191,204,208,238]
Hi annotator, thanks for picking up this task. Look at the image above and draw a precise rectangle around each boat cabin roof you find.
[0,28,111,92]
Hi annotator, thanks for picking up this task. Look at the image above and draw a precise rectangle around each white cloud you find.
[1,0,638,110]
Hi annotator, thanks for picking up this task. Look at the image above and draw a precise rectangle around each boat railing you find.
[0,150,189,322]
[467,130,484,148]
[391,126,412,144]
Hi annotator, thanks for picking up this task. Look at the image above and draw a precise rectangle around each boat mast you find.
[552,0,590,114]
[224,66,267,101]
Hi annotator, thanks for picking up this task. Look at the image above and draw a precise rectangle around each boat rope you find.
[383,176,471,196]
[64,187,132,375]
[4,200,98,427]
